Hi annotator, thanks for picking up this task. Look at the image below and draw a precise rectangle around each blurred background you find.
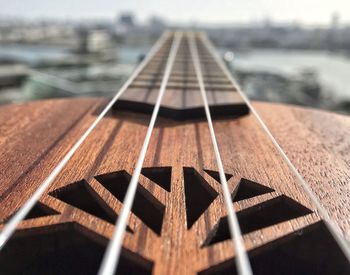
[0,0,350,114]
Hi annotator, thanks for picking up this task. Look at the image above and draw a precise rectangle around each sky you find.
[0,0,350,25]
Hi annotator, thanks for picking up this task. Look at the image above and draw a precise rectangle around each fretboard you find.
[113,32,249,120]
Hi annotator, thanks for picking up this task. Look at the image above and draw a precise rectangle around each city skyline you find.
[0,0,349,26]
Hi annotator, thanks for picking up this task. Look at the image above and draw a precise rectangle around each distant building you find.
[148,16,167,38]
[330,12,340,31]
[77,28,112,53]
[148,16,166,28]
[328,12,341,50]
[115,12,136,36]
[118,13,135,28]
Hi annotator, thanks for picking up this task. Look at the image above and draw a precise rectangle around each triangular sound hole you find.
[95,170,165,235]
[2,202,59,223]
[199,221,350,275]
[184,167,219,229]
[25,202,60,220]
[0,223,153,275]
[202,195,312,246]
[204,169,233,183]
[141,167,172,192]
[49,180,126,229]
[232,178,274,202]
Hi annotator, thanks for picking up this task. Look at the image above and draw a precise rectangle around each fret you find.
[114,32,248,121]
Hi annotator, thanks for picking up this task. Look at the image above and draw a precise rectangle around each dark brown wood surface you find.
[112,32,249,122]
[0,97,349,274]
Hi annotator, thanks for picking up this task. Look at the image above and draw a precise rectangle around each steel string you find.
[199,32,350,263]
[188,32,253,275]
[97,31,183,275]
[0,31,171,250]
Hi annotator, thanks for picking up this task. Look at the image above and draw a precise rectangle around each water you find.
[1,43,350,113]
[0,44,70,64]
[118,45,151,64]
[230,49,350,102]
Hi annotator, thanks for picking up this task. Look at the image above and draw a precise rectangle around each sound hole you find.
[49,180,123,227]
[184,167,219,229]
[204,169,233,183]
[203,195,312,246]
[95,170,165,235]
[1,202,59,223]
[199,221,350,275]
[141,166,172,192]
[0,223,153,275]
[231,178,274,202]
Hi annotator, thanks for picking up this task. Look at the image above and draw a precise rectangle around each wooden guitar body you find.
[0,32,349,275]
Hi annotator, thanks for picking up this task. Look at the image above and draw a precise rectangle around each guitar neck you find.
[114,32,249,120]
[0,31,349,275]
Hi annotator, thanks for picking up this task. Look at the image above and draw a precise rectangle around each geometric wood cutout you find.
[202,195,313,246]
[23,202,60,221]
[1,202,59,223]
[141,166,172,192]
[0,222,153,275]
[184,167,219,229]
[232,178,274,202]
[199,221,350,275]
[49,180,123,228]
[1,163,347,275]
[204,169,233,183]
[237,195,313,234]
[95,170,165,235]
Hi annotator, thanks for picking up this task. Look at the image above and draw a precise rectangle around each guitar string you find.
[1,28,348,274]
[97,31,183,275]
[199,33,350,262]
[0,31,171,250]
[188,33,253,275]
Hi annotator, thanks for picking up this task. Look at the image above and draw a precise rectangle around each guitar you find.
[0,31,349,275]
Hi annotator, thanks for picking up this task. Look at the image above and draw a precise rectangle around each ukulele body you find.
[0,97,349,274]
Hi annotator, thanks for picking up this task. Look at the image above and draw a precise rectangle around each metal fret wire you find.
[0,31,171,250]
[97,31,183,275]
[188,33,253,275]
[199,33,350,262]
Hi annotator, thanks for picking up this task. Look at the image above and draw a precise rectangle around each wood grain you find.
[116,32,248,121]
[0,97,349,274]
[0,32,349,274]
